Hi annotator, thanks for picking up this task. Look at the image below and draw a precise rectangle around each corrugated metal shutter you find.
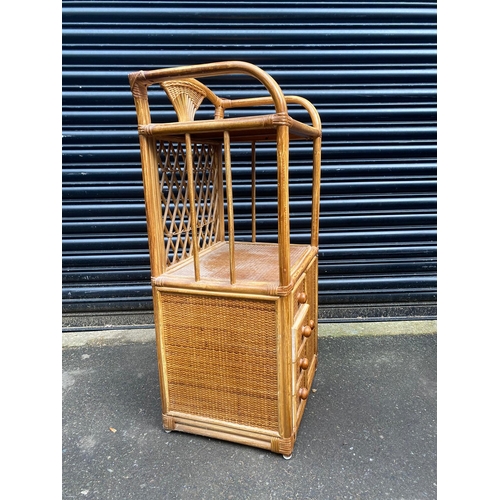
[62,1,437,327]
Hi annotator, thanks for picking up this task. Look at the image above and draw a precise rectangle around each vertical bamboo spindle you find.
[276,125,291,288]
[216,146,225,242]
[185,133,200,281]
[223,131,236,284]
[251,141,257,242]
[311,136,322,248]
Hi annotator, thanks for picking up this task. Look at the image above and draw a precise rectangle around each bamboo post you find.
[311,136,322,248]
[185,133,200,281]
[224,130,236,284]
[276,125,291,288]
[251,141,257,242]
[129,76,167,279]
[216,145,225,242]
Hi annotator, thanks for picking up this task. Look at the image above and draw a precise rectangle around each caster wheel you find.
[164,429,172,433]
[282,454,292,460]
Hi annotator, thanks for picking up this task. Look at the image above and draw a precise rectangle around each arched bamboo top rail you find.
[129,60,288,117]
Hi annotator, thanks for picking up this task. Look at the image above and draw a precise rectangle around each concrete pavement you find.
[62,322,437,499]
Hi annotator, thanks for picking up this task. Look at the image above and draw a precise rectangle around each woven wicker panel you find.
[157,141,221,266]
[160,293,279,431]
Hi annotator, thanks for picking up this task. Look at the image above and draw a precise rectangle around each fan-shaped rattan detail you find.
[160,80,207,122]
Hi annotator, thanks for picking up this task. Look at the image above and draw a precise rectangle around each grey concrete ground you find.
[62,321,437,348]
[62,323,437,500]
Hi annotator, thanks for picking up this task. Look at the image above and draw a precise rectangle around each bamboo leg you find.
[223,131,236,284]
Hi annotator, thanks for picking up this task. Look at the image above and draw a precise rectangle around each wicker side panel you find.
[159,292,279,431]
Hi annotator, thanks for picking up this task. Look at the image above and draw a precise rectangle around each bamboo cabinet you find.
[129,61,322,458]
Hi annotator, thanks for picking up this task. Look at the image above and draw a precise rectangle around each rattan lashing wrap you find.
[161,293,279,431]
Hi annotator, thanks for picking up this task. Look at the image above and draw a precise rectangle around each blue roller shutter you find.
[62,1,437,327]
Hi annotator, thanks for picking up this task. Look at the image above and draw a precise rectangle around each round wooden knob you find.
[309,319,315,330]
[298,387,309,400]
[297,292,307,304]
[299,357,309,370]
[302,325,312,338]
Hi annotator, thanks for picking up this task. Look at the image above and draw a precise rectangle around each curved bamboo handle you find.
[129,60,288,116]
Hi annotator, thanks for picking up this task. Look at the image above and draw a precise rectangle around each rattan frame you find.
[129,61,322,457]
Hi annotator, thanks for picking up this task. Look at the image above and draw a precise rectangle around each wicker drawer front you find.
[291,260,318,425]
[159,292,280,431]
[295,338,314,390]
[293,278,306,318]
[292,303,316,418]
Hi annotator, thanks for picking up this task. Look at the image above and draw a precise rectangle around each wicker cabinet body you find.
[129,61,321,456]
